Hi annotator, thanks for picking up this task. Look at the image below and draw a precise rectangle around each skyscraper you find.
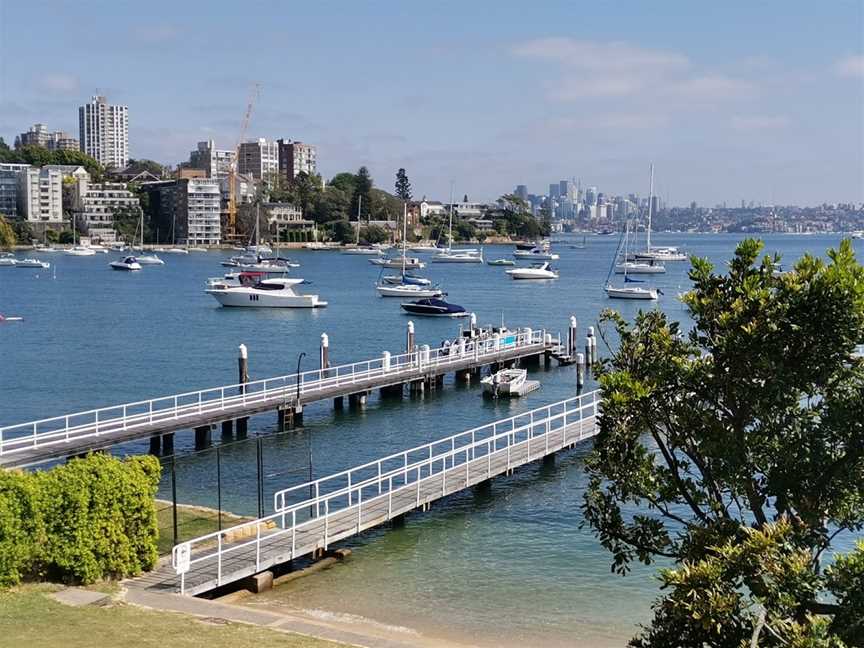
[514,184,528,200]
[548,183,560,199]
[277,139,317,182]
[238,138,279,181]
[78,95,129,169]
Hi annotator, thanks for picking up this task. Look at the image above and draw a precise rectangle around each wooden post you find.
[162,433,174,455]
[568,315,578,358]
[576,353,585,392]
[194,425,212,449]
[238,344,249,393]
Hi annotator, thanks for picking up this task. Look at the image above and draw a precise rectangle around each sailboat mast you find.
[356,196,361,245]
[646,163,654,253]
[623,219,630,282]
[447,182,454,252]
[401,202,407,277]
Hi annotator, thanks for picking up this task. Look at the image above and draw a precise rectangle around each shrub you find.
[0,454,161,586]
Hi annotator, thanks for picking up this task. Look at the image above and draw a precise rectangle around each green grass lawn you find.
[155,501,251,555]
[0,584,344,648]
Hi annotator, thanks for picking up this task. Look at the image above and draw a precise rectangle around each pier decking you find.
[0,327,562,468]
[130,390,599,596]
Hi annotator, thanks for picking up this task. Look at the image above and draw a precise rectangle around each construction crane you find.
[226,83,259,242]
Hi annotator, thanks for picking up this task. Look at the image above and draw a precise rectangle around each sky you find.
[1,1,862,206]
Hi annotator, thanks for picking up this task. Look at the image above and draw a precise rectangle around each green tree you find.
[395,168,412,201]
[0,215,16,249]
[329,172,357,195]
[311,185,351,224]
[454,220,476,241]
[585,239,864,646]
[352,166,373,220]
[362,224,388,244]
[111,204,143,244]
[291,171,322,216]
[328,219,355,243]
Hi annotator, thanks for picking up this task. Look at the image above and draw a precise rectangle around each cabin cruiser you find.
[16,258,50,269]
[342,246,384,256]
[614,260,666,274]
[205,271,284,288]
[487,258,515,266]
[381,274,431,286]
[481,368,529,398]
[65,246,96,256]
[0,253,17,267]
[136,254,165,266]
[506,262,559,280]
[110,256,142,271]
[370,256,426,269]
[431,248,483,263]
[400,298,469,317]
[605,284,658,300]
[376,283,444,298]
[237,257,298,271]
[513,247,559,261]
[205,277,327,308]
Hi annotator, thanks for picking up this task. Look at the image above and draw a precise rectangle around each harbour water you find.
[1,234,859,646]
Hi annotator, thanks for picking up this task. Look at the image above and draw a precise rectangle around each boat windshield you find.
[253,282,287,291]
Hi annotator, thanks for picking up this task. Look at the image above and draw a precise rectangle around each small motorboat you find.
[409,245,441,253]
[605,284,658,300]
[614,261,666,274]
[381,274,432,286]
[87,244,109,254]
[400,298,469,317]
[370,256,426,269]
[506,262,559,280]
[35,246,58,253]
[304,242,330,250]
[163,248,189,254]
[205,277,327,308]
[513,248,559,261]
[110,256,142,271]
[0,314,24,322]
[481,368,538,398]
[487,258,515,266]
[136,254,165,266]
[376,282,444,298]
[0,254,18,267]
[431,249,484,263]
[16,258,50,269]
[342,246,383,256]
[65,246,96,256]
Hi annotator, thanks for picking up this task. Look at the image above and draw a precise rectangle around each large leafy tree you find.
[585,239,864,646]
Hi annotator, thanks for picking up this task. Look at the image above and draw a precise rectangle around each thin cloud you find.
[731,115,791,131]
[834,54,864,78]
[513,38,689,73]
[36,73,79,94]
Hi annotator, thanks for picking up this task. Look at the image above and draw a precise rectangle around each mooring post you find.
[194,425,212,450]
[568,316,578,358]
[320,333,329,375]
[238,344,249,393]
[587,326,597,365]
[576,353,585,392]
[406,320,415,354]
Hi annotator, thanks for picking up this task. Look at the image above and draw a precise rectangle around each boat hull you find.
[605,286,658,300]
[376,286,443,298]
[614,263,666,274]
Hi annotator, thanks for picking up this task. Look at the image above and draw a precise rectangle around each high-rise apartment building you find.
[78,95,129,169]
[277,139,317,182]
[16,123,79,151]
[548,183,561,199]
[0,163,30,219]
[238,138,279,181]
[17,167,65,223]
[188,140,235,179]
[142,179,222,246]
[514,185,528,200]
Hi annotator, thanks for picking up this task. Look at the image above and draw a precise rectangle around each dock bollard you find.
[238,344,249,393]
[406,320,415,354]
[320,333,329,371]
[568,316,578,358]
[470,312,477,334]
[576,353,585,390]
[383,351,391,372]
[587,326,596,365]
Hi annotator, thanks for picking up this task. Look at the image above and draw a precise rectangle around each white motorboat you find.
[206,271,283,289]
[376,283,444,298]
[35,246,57,253]
[237,259,298,271]
[409,245,440,253]
[605,284,658,300]
[16,258,50,269]
[481,368,536,398]
[163,248,189,254]
[245,244,272,255]
[513,248,559,261]
[506,262,559,280]
[110,256,142,271]
[304,241,330,250]
[381,274,431,286]
[370,256,426,269]
[432,249,483,263]
[633,247,687,262]
[487,258,515,266]
[205,277,327,308]
[87,244,109,254]
[614,261,666,274]
[136,254,165,266]
[65,246,96,256]
[188,247,208,252]
[0,253,17,267]
[342,247,384,255]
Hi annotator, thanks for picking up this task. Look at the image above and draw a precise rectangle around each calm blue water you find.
[1,234,859,646]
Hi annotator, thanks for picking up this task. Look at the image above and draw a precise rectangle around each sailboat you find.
[65,217,96,256]
[377,203,443,297]
[431,187,483,263]
[225,205,295,271]
[615,169,666,274]
[135,210,165,266]
[163,211,189,254]
[605,218,658,300]
[631,164,686,262]
[569,234,587,250]
[342,196,383,255]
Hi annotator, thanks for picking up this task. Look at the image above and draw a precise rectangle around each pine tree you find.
[395,168,412,201]
[352,166,373,221]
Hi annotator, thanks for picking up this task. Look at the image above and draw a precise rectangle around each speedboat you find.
[614,261,666,274]
[65,246,96,256]
[400,298,469,317]
[110,256,142,271]
[431,248,484,263]
[481,368,529,398]
[342,246,383,256]
[370,256,426,269]
[605,284,658,300]
[513,248,559,261]
[487,258,515,266]
[409,245,440,253]
[205,277,327,308]
[163,247,189,254]
[381,274,431,286]
[0,253,17,267]
[377,283,444,298]
[506,262,559,280]
[16,258,50,269]
[136,254,165,266]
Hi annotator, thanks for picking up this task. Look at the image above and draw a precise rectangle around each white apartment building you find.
[16,123,79,151]
[189,140,235,179]
[277,139,317,181]
[183,179,221,245]
[79,95,129,169]
[238,138,278,181]
[0,163,30,218]
[17,167,65,223]
[74,180,140,242]
[265,202,313,229]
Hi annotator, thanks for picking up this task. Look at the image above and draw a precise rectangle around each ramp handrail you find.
[0,328,555,457]
[171,389,599,594]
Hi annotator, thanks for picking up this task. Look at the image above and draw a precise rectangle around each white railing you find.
[170,390,600,594]
[0,328,554,458]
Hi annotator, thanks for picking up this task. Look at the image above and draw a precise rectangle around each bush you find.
[0,454,160,586]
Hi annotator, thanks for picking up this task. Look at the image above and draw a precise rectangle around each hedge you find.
[0,453,161,586]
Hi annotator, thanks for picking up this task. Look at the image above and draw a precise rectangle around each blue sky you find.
[1,1,862,205]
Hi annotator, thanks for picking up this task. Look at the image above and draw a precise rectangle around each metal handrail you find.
[0,328,555,456]
[170,390,599,594]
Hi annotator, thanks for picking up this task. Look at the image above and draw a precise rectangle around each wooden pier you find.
[128,390,599,597]
[0,324,572,468]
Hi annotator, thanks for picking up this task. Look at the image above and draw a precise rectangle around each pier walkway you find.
[0,327,562,468]
[133,390,600,596]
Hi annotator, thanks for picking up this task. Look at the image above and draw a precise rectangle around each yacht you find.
[487,258,516,266]
[605,284,658,300]
[370,256,426,269]
[136,254,165,266]
[377,203,444,297]
[513,247,559,261]
[16,258,50,269]
[0,253,17,267]
[481,368,530,398]
[381,274,431,286]
[376,283,444,298]
[65,246,96,256]
[188,247,208,252]
[304,241,330,250]
[400,298,468,317]
[409,244,440,253]
[615,260,666,274]
[430,187,484,263]
[343,246,384,256]
[164,247,189,255]
[206,277,327,308]
[110,256,142,271]
[633,247,687,262]
[206,271,283,288]
[506,262,559,280]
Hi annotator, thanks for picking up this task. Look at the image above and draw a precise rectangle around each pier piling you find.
[576,353,585,392]
[194,425,212,450]
[162,433,174,454]
[221,420,234,439]
[319,333,329,373]
[406,320,415,353]
[238,344,249,393]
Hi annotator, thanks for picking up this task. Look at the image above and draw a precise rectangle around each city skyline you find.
[1,1,862,205]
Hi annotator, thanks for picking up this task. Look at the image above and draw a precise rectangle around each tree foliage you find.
[0,215,16,249]
[352,166,373,220]
[395,168,412,201]
[585,239,864,646]
[0,144,105,181]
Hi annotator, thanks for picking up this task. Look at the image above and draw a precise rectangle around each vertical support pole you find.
[568,315,578,358]
[216,445,223,531]
[238,344,249,394]
[406,320,415,354]
[256,436,264,518]
[576,353,585,393]
[320,333,329,374]
[587,326,596,365]
[470,312,477,335]
[171,457,178,548]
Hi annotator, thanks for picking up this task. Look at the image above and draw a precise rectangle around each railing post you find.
[149,400,153,423]
[315,482,320,518]
[95,410,99,435]
[388,477,393,516]
[348,473,352,505]
[292,510,296,555]
[324,499,329,548]
[174,395,179,419]
[217,534,223,584]
[357,488,362,532]
[378,461,382,495]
